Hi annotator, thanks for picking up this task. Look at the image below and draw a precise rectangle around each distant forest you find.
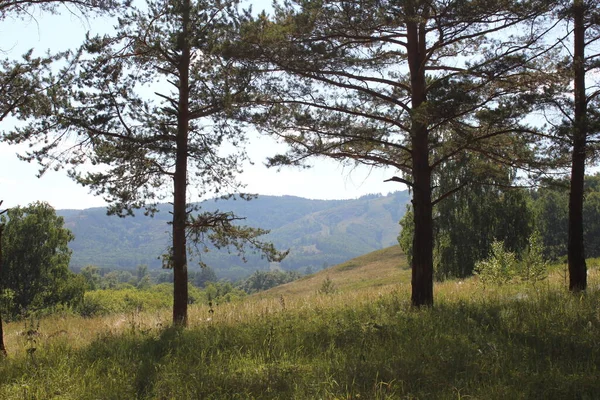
[60,191,411,280]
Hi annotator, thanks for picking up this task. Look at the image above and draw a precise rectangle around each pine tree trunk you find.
[0,222,7,356]
[407,11,434,307]
[569,0,587,292]
[172,0,192,326]
[0,313,6,357]
[411,149,434,306]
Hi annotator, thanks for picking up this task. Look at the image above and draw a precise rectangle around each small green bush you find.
[475,233,549,287]
[518,232,548,284]
[318,276,336,295]
[474,241,517,286]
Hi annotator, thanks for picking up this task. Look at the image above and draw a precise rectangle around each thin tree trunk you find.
[0,220,7,357]
[0,313,5,357]
[407,11,434,307]
[569,0,587,291]
[172,0,192,326]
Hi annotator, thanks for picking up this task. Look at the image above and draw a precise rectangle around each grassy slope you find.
[258,245,410,298]
[1,249,600,399]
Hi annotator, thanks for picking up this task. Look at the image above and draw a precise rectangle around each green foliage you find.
[191,266,217,288]
[532,185,569,260]
[0,202,83,317]
[474,241,518,286]
[518,232,549,284]
[203,282,246,304]
[76,282,242,318]
[241,270,301,293]
[398,206,413,266]
[475,233,549,287]
[531,174,600,261]
[317,276,336,295]
[80,265,102,290]
[78,287,172,317]
[399,181,532,281]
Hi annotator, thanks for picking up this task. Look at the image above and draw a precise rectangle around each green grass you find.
[1,249,599,399]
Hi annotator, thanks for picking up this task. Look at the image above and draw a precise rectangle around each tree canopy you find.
[0,202,83,317]
[237,0,556,305]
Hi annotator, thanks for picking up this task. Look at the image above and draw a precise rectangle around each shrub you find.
[77,287,172,317]
[518,232,548,284]
[318,276,336,295]
[474,241,517,286]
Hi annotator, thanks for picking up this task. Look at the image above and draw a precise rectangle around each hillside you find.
[256,245,410,298]
[59,191,410,279]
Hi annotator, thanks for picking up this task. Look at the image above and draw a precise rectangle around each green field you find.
[1,247,599,399]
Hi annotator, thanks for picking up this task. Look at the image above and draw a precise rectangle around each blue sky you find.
[0,2,401,210]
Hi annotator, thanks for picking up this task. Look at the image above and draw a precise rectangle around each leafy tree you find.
[399,166,532,280]
[81,265,102,290]
[156,270,174,284]
[532,175,600,260]
[5,0,285,326]
[519,231,549,284]
[583,191,600,257]
[241,270,301,293]
[532,183,569,260]
[474,241,519,287]
[0,202,81,316]
[135,264,151,289]
[241,0,555,306]
[193,266,217,288]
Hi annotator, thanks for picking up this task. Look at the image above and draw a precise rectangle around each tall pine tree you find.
[241,0,555,306]
[5,0,285,326]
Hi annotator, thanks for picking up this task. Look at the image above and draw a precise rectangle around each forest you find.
[1,0,600,397]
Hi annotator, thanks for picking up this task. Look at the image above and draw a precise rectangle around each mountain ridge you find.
[58,191,410,280]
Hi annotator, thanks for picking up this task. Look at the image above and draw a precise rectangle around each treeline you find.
[400,174,600,280]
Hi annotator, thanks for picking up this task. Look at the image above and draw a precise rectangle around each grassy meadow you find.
[1,247,600,399]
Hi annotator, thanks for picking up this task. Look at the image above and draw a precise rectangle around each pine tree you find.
[240,0,556,306]
[5,0,285,326]
[0,0,127,124]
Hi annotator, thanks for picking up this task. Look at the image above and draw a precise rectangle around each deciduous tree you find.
[399,156,532,280]
[0,202,79,316]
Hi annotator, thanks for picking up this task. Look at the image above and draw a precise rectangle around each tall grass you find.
[0,267,599,398]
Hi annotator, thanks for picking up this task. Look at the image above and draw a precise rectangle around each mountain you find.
[58,191,410,280]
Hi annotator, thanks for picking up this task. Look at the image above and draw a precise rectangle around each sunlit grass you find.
[1,249,599,399]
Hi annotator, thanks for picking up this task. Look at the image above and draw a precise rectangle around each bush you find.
[518,232,548,284]
[474,241,517,286]
[77,287,172,317]
[318,276,336,295]
[475,233,549,287]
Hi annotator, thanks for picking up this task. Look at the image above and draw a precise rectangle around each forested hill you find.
[58,191,410,280]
